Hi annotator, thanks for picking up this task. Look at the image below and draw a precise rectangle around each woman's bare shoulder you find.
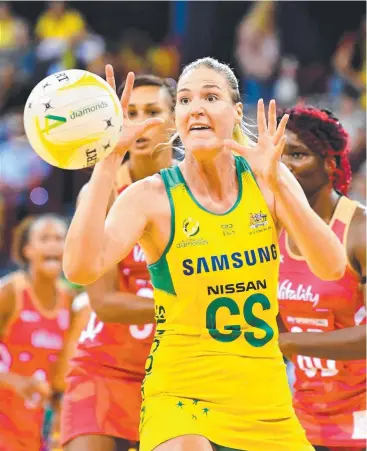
[0,272,18,321]
[123,173,166,198]
[113,173,168,222]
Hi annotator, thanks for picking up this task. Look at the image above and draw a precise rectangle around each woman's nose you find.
[190,103,205,118]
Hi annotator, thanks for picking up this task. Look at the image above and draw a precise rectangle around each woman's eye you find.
[292,152,305,159]
[149,110,160,117]
[179,97,190,105]
[128,111,137,119]
[206,94,218,102]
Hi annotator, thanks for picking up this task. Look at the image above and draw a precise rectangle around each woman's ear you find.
[22,243,32,262]
[324,156,337,177]
[235,102,243,125]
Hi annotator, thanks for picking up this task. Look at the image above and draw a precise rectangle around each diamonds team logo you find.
[249,211,268,229]
[183,218,200,237]
[42,114,67,134]
[23,69,122,170]
[177,218,207,248]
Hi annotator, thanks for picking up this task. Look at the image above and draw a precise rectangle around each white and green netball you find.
[24,69,123,170]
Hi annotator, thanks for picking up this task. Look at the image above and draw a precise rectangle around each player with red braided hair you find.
[277,105,366,451]
[281,107,352,194]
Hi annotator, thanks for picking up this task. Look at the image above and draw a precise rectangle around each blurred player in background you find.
[60,74,176,451]
[46,288,90,451]
[277,106,366,451]
[0,214,85,451]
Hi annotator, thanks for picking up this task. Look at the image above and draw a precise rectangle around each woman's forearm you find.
[63,155,121,285]
[87,269,155,324]
[91,291,155,324]
[274,163,346,280]
[0,372,24,389]
[279,326,366,361]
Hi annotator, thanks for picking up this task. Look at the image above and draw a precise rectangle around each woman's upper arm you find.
[349,206,366,305]
[0,278,16,334]
[98,179,152,277]
[77,182,116,212]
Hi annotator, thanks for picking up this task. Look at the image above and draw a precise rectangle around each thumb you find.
[223,139,252,158]
[135,118,164,140]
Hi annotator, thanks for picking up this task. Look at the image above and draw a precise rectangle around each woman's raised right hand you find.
[105,65,164,158]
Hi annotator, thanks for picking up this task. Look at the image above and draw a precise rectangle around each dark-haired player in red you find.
[277,106,366,451]
[0,214,79,451]
[60,74,176,451]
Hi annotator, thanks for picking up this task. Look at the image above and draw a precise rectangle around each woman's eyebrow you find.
[177,88,191,94]
[202,84,221,90]
[128,102,159,107]
[178,84,221,94]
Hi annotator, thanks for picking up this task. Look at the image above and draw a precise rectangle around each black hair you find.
[117,74,176,111]
[277,105,352,195]
[11,214,66,267]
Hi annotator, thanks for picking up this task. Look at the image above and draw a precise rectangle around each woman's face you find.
[24,219,66,277]
[127,85,174,156]
[175,67,242,159]
[281,130,330,197]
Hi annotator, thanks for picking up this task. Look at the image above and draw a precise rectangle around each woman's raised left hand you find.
[224,99,289,190]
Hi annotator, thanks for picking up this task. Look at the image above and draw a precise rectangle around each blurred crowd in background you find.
[0,0,366,275]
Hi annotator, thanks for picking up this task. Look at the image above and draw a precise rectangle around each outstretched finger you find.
[135,117,164,139]
[120,72,135,117]
[105,64,116,91]
[273,114,289,146]
[268,99,277,136]
[274,135,287,161]
[257,99,267,136]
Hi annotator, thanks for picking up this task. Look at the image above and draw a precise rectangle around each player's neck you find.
[181,150,237,202]
[129,149,173,181]
[27,268,58,308]
[307,187,342,224]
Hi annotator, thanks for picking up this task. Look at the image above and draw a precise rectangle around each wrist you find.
[260,173,281,195]
[268,163,287,195]
[92,153,122,182]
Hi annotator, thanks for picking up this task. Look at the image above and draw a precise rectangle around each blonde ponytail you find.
[232,124,249,146]
[231,124,250,156]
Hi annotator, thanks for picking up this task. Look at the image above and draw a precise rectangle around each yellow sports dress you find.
[140,156,313,451]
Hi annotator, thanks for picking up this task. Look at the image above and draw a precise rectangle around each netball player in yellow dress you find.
[63,58,346,451]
